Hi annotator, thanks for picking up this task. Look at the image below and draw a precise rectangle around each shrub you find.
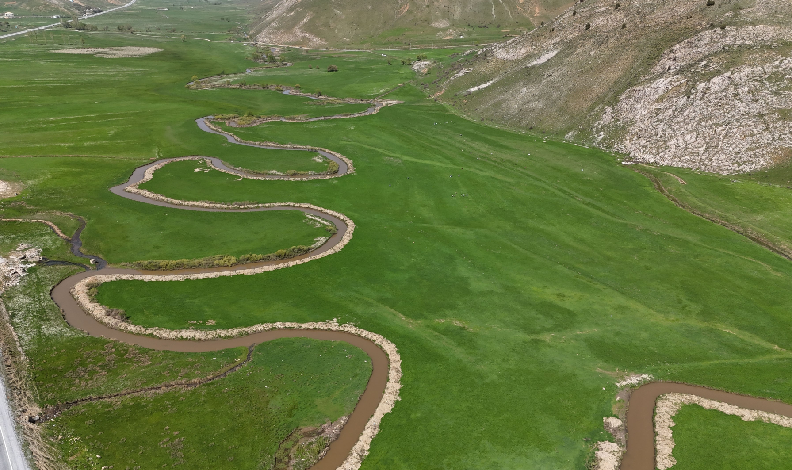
[327,64,338,72]
[106,308,128,321]
[706,0,715,5]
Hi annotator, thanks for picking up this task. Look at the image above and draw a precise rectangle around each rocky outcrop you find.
[433,0,792,174]
[0,244,41,294]
[594,26,792,174]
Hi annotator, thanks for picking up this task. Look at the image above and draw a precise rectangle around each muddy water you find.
[621,382,792,469]
[49,115,389,469]
[196,117,350,178]
[52,269,387,470]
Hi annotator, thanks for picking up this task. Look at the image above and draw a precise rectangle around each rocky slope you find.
[9,0,132,18]
[430,0,792,174]
[248,0,574,48]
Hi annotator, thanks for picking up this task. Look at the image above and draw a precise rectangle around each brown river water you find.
[48,115,388,469]
[43,110,792,470]
[621,382,792,469]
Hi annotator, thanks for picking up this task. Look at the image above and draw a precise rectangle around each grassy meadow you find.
[218,149,331,174]
[642,165,792,257]
[44,338,371,469]
[2,3,792,470]
[671,404,792,469]
[0,224,248,407]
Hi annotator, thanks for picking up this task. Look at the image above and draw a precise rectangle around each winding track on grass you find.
[47,104,402,470]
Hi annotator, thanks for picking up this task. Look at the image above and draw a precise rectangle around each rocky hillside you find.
[249,0,574,48]
[430,0,792,174]
[8,0,131,18]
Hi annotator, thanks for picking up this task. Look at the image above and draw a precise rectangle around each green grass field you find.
[3,3,792,469]
[0,224,248,407]
[217,148,331,174]
[44,338,370,469]
[642,165,792,257]
[671,404,792,469]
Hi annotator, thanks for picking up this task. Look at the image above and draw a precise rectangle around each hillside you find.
[248,0,575,48]
[429,0,792,174]
[5,0,132,19]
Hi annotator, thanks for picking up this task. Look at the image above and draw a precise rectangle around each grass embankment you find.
[640,166,792,258]
[4,13,792,469]
[212,99,371,123]
[671,404,792,469]
[44,338,370,469]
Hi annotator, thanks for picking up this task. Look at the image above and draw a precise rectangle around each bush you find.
[129,245,316,271]
[327,65,338,72]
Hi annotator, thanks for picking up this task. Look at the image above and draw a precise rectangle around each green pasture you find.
[44,337,370,470]
[0,221,85,265]
[233,47,467,99]
[216,148,330,174]
[2,7,792,470]
[643,165,792,256]
[0,225,247,406]
[671,404,792,469]
[96,86,792,468]
[215,99,371,122]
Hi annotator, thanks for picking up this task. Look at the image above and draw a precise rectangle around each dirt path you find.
[46,101,403,470]
[621,382,792,469]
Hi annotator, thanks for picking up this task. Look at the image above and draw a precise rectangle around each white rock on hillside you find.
[0,244,41,293]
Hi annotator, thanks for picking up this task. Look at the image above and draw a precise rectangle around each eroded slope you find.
[432,0,792,173]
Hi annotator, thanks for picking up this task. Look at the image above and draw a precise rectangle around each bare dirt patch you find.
[0,179,21,199]
[51,47,163,58]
